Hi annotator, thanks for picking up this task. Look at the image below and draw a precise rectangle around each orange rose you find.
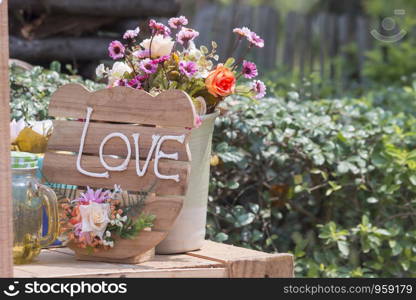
[205,64,236,97]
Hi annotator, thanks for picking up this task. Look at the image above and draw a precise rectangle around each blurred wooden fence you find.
[192,3,374,83]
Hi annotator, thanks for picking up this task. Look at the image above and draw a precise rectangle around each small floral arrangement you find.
[96,16,266,115]
[59,186,154,252]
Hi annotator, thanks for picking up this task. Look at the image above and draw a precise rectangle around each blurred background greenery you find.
[9,0,416,277]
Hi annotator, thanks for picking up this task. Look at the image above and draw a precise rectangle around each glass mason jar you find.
[11,151,59,264]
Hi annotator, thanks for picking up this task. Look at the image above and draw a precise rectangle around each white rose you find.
[95,64,107,78]
[140,34,174,58]
[79,202,111,240]
[109,62,132,86]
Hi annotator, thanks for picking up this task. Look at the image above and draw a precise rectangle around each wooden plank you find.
[51,247,223,270]
[14,248,225,278]
[0,0,13,278]
[14,242,293,278]
[251,5,279,70]
[78,268,227,278]
[48,84,198,128]
[282,11,297,71]
[142,196,183,231]
[9,0,180,18]
[187,241,294,278]
[48,120,191,161]
[43,152,190,195]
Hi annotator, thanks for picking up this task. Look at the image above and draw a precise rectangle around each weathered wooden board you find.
[48,84,198,128]
[13,241,294,278]
[44,84,198,263]
[43,152,190,195]
[48,120,191,161]
[0,0,13,278]
[187,241,294,278]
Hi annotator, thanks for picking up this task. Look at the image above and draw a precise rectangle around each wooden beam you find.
[9,0,180,18]
[10,36,111,61]
[0,0,13,278]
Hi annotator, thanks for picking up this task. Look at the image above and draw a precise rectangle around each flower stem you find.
[233,44,252,70]
[148,34,155,58]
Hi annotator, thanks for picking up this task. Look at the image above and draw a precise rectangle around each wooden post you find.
[0,0,13,278]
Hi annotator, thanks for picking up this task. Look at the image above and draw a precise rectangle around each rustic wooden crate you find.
[14,241,294,278]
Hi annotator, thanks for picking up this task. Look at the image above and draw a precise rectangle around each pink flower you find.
[139,58,158,74]
[176,28,199,48]
[114,79,128,87]
[76,187,111,204]
[233,27,251,38]
[179,61,197,77]
[133,49,150,59]
[168,16,188,29]
[123,27,140,40]
[186,115,202,130]
[128,75,148,89]
[108,40,125,60]
[149,19,171,37]
[251,80,266,99]
[127,77,142,89]
[152,55,170,64]
[242,60,258,79]
[195,115,202,128]
[247,31,264,48]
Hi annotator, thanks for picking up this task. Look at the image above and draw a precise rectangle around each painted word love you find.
[77,107,185,182]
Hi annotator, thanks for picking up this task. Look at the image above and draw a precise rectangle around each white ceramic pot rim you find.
[200,110,220,122]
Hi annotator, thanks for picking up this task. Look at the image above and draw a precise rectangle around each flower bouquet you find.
[59,186,156,263]
[97,16,266,117]
[93,16,266,254]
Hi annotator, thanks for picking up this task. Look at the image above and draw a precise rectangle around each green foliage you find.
[10,62,104,121]
[115,214,156,240]
[208,85,416,277]
[363,41,416,86]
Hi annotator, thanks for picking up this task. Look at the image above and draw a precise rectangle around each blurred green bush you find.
[9,59,416,277]
[208,82,416,277]
[10,62,104,121]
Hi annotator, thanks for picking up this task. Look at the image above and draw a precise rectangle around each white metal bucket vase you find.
[156,111,218,254]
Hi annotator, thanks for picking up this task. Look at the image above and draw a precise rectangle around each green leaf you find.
[214,232,228,242]
[337,240,350,256]
[409,175,416,186]
[226,181,239,189]
[366,197,378,204]
[224,57,235,68]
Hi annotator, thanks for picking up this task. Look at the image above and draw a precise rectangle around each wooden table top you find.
[14,240,294,278]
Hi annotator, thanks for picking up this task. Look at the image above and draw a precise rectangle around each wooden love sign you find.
[43,84,198,263]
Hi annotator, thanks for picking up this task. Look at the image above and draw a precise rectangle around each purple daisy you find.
[114,79,128,87]
[247,31,264,48]
[127,75,148,89]
[242,60,258,79]
[152,55,170,64]
[127,77,142,89]
[108,40,125,60]
[233,27,251,38]
[133,49,150,59]
[149,19,171,37]
[168,16,188,29]
[179,61,197,77]
[176,28,199,48]
[139,58,158,74]
[123,27,140,40]
[251,80,266,99]
[76,187,111,204]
